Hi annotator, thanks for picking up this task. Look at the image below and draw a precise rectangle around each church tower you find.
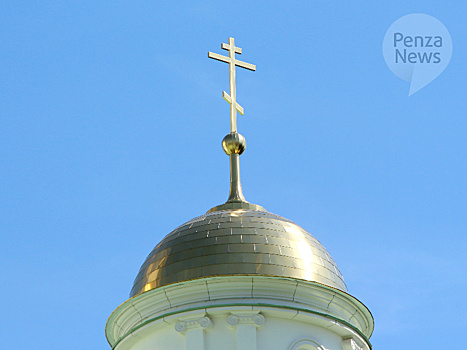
[105,37,374,350]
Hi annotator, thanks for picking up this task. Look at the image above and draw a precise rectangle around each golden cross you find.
[208,37,256,133]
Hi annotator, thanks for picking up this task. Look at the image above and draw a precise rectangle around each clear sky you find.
[1,1,465,349]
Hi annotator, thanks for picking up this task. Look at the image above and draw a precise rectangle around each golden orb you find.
[222,132,246,155]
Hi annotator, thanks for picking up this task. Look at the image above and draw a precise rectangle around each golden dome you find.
[130,39,348,298]
[130,206,347,297]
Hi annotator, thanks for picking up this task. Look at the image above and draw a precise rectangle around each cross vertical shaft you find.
[228,37,238,132]
[208,37,256,133]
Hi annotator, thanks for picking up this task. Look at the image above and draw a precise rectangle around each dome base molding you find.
[106,276,373,350]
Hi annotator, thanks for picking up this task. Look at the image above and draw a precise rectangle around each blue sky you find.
[1,1,466,349]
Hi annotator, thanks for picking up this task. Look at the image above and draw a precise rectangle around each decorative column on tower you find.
[106,37,374,350]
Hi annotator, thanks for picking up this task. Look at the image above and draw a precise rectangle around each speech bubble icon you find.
[382,14,452,96]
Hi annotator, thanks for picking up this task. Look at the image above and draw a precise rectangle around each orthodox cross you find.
[208,37,256,133]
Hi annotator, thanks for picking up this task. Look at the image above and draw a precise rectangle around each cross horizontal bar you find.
[221,43,242,54]
[208,51,230,64]
[208,52,256,71]
[223,91,244,115]
[235,59,256,71]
